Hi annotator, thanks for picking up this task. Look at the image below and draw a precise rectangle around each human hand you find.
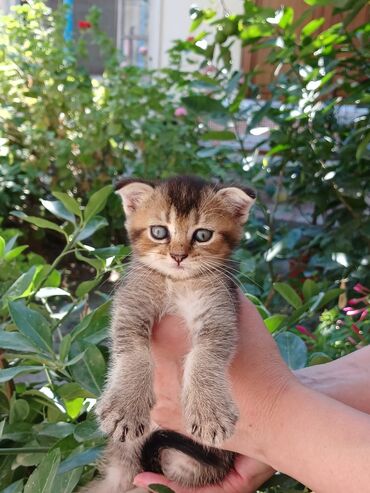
[134,455,274,493]
[133,292,294,491]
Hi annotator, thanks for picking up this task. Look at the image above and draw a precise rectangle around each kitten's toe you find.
[112,415,149,442]
[96,394,151,442]
[186,400,239,446]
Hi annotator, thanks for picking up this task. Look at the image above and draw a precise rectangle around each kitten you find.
[90,176,256,492]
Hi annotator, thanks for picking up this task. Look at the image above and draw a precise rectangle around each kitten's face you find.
[117,177,255,280]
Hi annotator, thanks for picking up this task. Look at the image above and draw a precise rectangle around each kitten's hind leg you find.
[83,439,145,493]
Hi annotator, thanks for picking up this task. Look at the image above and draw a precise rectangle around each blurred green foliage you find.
[0,0,369,491]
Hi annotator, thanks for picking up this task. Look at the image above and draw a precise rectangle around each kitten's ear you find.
[115,179,155,216]
[216,186,256,224]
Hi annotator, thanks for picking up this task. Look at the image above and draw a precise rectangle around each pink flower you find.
[174,107,188,117]
[347,297,367,306]
[296,325,316,340]
[138,46,148,55]
[343,306,368,320]
[353,283,370,295]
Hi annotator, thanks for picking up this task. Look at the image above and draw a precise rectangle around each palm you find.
[134,455,274,493]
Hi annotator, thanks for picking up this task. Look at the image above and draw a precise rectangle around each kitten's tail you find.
[141,429,235,487]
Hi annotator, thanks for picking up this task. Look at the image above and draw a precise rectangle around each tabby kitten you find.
[91,176,256,493]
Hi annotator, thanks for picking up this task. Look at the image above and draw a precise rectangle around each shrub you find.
[0,0,369,491]
[0,194,368,491]
[168,0,370,296]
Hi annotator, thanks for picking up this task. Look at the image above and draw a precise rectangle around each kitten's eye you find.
[150,225,169,240]
[193,229,213,243]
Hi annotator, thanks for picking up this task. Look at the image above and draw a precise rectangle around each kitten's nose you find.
[170,253,188,265]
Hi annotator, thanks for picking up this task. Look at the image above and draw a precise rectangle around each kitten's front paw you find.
[184,392,239,447]
[96,390,154,442]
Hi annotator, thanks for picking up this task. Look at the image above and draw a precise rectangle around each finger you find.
[134,472,186,492]
[133,472,223,493]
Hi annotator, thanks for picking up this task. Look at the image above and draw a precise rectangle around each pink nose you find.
[170,253,188,265]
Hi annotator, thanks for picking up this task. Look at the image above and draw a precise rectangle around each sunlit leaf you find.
[11,211,67,237]
[84,185,113,224]
[52,192,81,219]
[40,199,75,224]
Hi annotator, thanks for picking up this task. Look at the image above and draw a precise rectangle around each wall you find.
[148,0,243,70]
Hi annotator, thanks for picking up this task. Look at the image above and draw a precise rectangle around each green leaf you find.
[24,449,60,493]
[69,344,106,396]
[9,398,29,424]
[75,217,108,242]
[58,383,95,401]
[148,485,176,493]
[0,331,38,353]
[309,352,332,366]
[182,96,227,115]
[274,283,302,309]
[70,301,110,342]
[75,278,101,297]
[1,479,24,493]
[36,423,74,439]
[84,185,113,224]
[75,250,105,270]
[302,18,325,37]
[73,420,102,443]
[356,132,370,161]
[240,24,273,41]
[0,236,5,257]
[0,366,44,383]
[202,130,236,141]
[9,300,53,354]
[53,467,82,493]
[59,334,71,362]
[52,192,82,219]
[264,314,286,333]
[64,398,84,419]
[278,7,294,29]
[58,446,103,474]
[4,245,28,261]
[92,245,130,259]
[317,288,343,309]
[3,266,38,303]
[275,332,308,370]
[11,212,66,237]
[302,279,318,301]
[40,199,75,224]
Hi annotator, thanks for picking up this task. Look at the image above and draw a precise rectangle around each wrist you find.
[226,361,298,461]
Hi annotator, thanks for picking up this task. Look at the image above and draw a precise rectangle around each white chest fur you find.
[165,279,210,333]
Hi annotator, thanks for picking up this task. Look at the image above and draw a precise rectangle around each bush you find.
[168,0,370,295]
[0,194,368,492]
[0,0,369,492]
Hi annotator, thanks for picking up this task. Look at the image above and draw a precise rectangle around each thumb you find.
[133,472,181,492]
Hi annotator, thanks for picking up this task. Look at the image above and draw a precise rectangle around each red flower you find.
[351,323,364,339]
[186,36,195,42]
[78,20,92,29]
